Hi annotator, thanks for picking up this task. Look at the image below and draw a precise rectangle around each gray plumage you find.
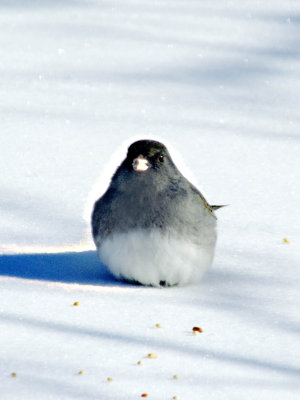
[92,140,221,286]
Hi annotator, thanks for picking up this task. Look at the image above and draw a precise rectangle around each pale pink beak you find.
[132,155,150,172]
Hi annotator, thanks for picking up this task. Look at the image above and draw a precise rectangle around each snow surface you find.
[1,0,300,399]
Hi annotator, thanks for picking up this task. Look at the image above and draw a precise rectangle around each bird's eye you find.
[158,154,164,162]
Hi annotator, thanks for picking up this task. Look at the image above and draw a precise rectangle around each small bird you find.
[92,140,222,286]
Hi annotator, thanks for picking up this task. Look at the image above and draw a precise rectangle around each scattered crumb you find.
[107,377,113,382]
[155,323,162,328]
[73,301,79,306]
[141,394,148,398]
[173,375,179,380]
[78,370,84,375]
[11,372,17,378]
[173,396,179,400]
[137,361,143,366]
[192,326,203,333]
[147,353,158,359]
[283,237,290,244]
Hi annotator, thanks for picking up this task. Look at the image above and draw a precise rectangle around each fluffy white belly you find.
[96,229,215,286]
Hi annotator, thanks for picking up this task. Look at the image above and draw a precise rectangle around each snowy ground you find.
[1,1,300,399]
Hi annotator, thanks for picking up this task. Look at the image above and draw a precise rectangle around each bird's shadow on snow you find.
[0,251,122,286]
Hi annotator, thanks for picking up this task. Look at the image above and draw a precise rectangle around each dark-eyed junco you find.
[92,140,222,286]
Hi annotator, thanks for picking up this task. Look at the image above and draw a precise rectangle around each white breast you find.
[95,228,216,286]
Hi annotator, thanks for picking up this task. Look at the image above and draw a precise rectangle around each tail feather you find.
[211,205,227,211]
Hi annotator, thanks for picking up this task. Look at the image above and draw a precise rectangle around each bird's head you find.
[123,140,174,175]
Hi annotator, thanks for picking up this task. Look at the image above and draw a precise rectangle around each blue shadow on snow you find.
[0,251,119,285]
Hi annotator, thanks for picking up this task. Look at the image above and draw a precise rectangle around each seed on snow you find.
[155,323,162,328]
[147,353,158,359]
[283,237,290,244]
[11,372,17,378]
[107,377,113,382]
[78,370,84,375]
[192,326,203,333]
[173,375,179,380]
[73,301,79,306]
[141,394,148,398]
[137,361,143,365]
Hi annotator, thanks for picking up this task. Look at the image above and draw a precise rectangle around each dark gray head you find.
[116,140,181,182]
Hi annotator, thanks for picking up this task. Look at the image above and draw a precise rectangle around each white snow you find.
[0,0,300,399]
